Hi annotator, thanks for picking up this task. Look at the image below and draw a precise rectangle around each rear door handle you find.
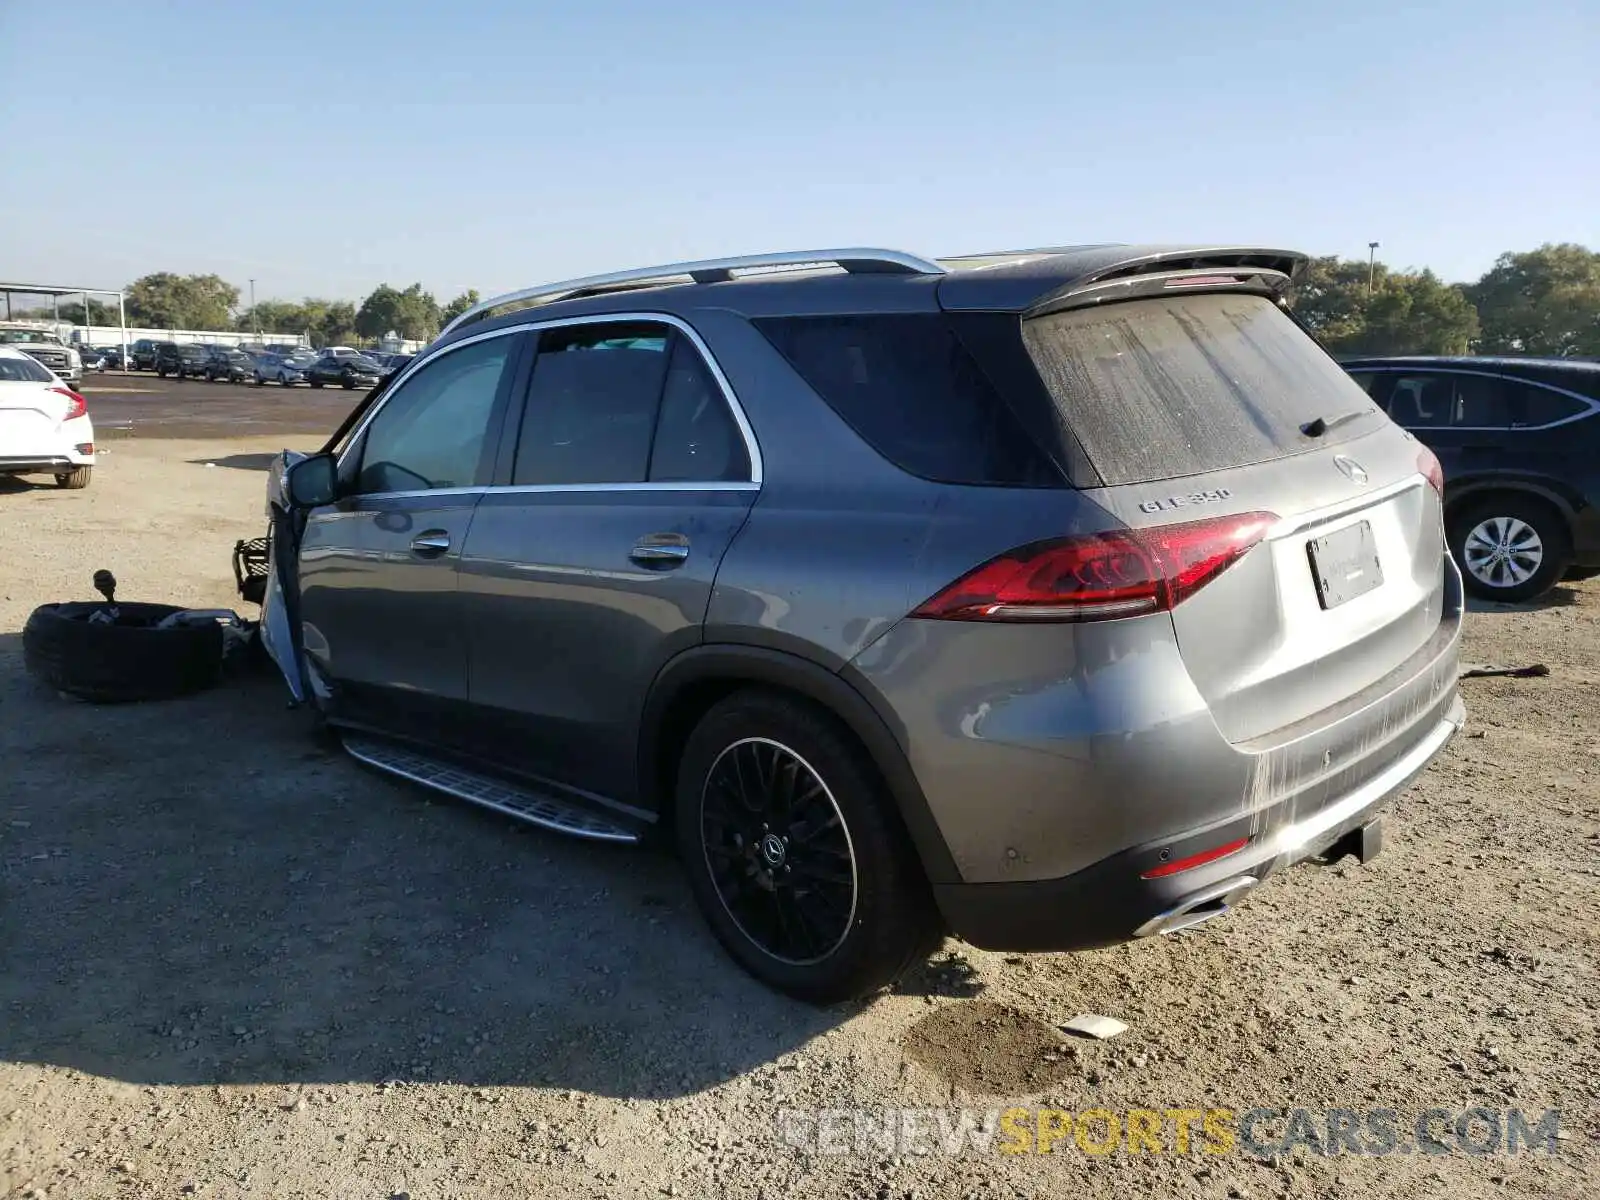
[410,531,451,555]
[630,533,689,566]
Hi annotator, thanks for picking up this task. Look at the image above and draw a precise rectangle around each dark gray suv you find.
[254,246,1465,1002]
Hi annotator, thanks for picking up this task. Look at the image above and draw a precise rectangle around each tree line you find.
[37,276,480,348]
[25,243,1600,357]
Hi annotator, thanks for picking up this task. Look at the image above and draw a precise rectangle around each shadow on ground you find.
[186,453,279,472]
[1465,584,1579,613]
[0,636,837,1096]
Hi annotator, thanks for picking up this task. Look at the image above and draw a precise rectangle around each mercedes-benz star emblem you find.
[1333,454,1369,484]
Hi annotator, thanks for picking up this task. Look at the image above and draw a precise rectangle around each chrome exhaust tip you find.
[1135,875,1259,938]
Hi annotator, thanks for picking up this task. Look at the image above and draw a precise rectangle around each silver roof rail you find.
[439,247,945,338]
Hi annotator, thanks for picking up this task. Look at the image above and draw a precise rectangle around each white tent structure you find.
[0,280,129,365]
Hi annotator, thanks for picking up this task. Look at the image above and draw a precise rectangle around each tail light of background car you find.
[911,511,1278,623]
[49,387,87,421]
[1417,446,1444,497]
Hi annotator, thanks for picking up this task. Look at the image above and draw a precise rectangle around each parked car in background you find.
[96,346,128,370]
[303,351,381,389]
[131,339,163,370]
[252,245,1464,1002]
[155,343,211,379]
[1342,355,1600,601]
[0,346,94,488]
[368,352,415,378]
[0,325,84,389]
[204,345,256,383]
[77,346,105,372]
[255,349,318,386]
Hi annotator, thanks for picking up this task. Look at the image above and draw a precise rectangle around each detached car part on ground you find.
[248,244,1465,1004]
[24,571,254,703]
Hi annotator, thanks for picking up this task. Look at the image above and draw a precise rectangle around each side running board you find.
[342,735,641,844]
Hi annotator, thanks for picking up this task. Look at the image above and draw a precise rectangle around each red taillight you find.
[1140,836,1250,879]
[911,511,1277,623]
[49,386,87,421]
[1417,446,1443,497]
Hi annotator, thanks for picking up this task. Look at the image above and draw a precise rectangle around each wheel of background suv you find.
[55,467,91,489]
[674,689,941,1004]
[277,371,290,386]
[156,366,167,378]
[310,377,323,388]
[1449,494,1571,602]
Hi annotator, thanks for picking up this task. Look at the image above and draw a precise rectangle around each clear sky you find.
[2,0,1595,305]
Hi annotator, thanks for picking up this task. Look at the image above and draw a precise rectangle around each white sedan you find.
[0,346,95,489]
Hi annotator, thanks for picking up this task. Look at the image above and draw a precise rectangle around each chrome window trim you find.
[485,481,761,496]
[355,481,762,502]
[1360,366,1600,432]
[338,312,763,500]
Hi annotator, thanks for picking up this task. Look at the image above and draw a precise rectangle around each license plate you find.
[1307,520,1383,609]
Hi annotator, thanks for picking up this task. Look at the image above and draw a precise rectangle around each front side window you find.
[355,335,513,494]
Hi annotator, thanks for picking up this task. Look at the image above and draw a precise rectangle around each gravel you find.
[0,436,1596,1198]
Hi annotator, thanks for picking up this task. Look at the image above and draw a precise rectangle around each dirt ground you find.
[1,428,1596,1199]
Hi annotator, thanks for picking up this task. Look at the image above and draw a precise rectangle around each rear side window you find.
[1515,382,1589,427]
[754,314,1060,486]
[0,354,54,382]
[512,322,752,486]
[649,338,750,482]
[513,324,670,486]
[1022,293,1381,486]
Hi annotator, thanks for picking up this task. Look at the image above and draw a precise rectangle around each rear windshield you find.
[0,354,54,383]
[1022,293,1382,486]
[753,313,1062,486]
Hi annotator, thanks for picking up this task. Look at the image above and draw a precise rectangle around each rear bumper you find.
[0,454,85,473]
[934,692,1464,950]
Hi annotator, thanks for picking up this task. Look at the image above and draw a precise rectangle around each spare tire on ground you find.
[23,602,224,703]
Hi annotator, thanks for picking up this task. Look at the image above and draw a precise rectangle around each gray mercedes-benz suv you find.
[254,245,1465,1003]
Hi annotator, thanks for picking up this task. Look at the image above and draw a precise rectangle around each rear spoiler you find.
[1025,248,1307,318]
[937,245,1308,316]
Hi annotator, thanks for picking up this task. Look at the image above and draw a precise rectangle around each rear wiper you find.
[1300,409,1369,438]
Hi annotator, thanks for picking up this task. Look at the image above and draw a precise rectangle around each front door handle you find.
[630,533,689,567]
[410,531,451,556]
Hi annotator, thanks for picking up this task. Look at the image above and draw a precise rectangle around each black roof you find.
[443,244,1309,349]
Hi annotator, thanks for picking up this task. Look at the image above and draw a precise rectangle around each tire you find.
[310,378,323,388]
[278,372,291,387]
[55,466,91,489]
[254,372,264,386]
[342,377,355,389]
[1449,494,1572,602]
[157,366,167,378]
[23,601,223,703]
[674,688,941,1004]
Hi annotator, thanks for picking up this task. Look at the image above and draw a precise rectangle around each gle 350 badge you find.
[1140,488,1232,515]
